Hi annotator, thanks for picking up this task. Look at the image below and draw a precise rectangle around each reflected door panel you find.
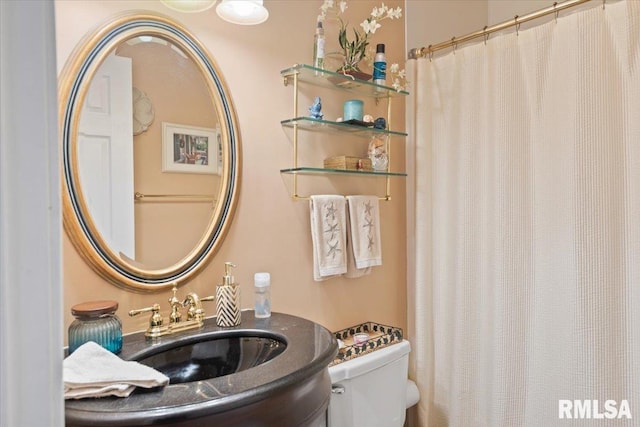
[78,54,135,259]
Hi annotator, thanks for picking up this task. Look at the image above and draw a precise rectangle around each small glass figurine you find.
[308,96,323,119]
[373,117,386,130]
[368,134,389,171]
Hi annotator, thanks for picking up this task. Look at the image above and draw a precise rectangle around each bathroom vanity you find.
[65,311,337,427]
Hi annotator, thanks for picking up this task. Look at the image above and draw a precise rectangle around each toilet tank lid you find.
[328,340,411,383]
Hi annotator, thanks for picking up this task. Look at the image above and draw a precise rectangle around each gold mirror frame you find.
[59,12,241,292]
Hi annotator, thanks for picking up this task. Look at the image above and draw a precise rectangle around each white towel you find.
[310,195,347,281]
[346,195,382,269]
[345,204,371,278]
[64,341,169,399]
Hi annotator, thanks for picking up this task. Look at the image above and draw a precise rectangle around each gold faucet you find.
[183,291,215,321]
[129,285,215,338]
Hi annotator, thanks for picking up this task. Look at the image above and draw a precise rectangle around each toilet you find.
[326,340,420,427]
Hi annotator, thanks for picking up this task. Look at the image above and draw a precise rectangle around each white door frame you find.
[0,1,63,426]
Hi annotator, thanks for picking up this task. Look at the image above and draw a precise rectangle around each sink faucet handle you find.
[182,293,215,321]
[183,293,203,321]
[128,303,163,327]
[196,295,215,320]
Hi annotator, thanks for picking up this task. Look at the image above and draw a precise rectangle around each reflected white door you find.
[78,53,135,259]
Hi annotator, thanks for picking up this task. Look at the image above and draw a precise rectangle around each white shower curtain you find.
[407,1,640,426]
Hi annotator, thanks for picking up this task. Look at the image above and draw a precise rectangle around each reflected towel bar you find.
[134,192,216,202]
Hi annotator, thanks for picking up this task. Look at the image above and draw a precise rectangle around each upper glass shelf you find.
[280,167,407,177]
[281,117,408,138]
[281,64,409,99]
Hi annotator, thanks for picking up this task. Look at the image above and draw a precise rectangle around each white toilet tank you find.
[327,340,413,427]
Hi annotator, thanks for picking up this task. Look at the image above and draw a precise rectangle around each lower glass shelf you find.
[280,167,407,177]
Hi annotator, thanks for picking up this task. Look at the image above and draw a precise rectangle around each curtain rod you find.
[408,0,597,59]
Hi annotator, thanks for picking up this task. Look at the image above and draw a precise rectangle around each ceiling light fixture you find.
[216,0,269,25]
[160,0,218,13]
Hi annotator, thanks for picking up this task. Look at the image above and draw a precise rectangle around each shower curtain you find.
[407,1,640,426]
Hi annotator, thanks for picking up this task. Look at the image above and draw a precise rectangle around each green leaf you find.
[339,30,347,50]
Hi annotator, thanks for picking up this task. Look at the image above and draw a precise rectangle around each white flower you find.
[321,0,403,74]
[360,19,381,34]
[319,0,333,19]
[371,6,385,19]
[386,63,407,91]
[387,6,402,19]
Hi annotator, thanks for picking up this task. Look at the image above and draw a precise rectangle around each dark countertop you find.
[65,311,338,426]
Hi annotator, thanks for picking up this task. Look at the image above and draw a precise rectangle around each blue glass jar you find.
[343,99,364,122]
[68,300,122,354]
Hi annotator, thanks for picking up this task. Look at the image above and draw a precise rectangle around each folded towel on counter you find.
[346,195,382,269]
[63,341,169,399]
[310,195,347,281]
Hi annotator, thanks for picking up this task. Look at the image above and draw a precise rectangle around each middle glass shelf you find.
[281,117,408,138]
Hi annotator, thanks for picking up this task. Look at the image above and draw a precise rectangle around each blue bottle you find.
[373,44,387,86]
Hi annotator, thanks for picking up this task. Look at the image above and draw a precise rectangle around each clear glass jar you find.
[68,300,122,354]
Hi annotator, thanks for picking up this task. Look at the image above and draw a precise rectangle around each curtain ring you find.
[451,37,457,54]
[483,26,489,45]
[514,15,520,36]
[428,45,433,62]
[553,2,559,22]
[602,0,606,9]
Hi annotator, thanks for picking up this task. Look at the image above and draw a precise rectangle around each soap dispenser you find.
[216,262,241,327]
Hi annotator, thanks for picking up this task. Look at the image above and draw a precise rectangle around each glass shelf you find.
[281,64,409,99]
[280,167,407,177]
[281,117,408,138]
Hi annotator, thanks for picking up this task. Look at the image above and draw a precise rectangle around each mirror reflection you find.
[78,36,221,269]
[60,13,240,291]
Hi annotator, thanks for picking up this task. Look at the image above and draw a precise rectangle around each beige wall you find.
[406,0,488,54]
[488,0,551,24]
[56,0,407,341]
[406,0,566,57]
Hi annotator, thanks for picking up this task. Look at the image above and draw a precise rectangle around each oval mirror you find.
[59,12,241,292]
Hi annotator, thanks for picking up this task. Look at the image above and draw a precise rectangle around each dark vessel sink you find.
[135,334,286,384]
[66,312,338,427]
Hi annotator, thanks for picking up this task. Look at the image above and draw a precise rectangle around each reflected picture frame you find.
[162,122,219,175]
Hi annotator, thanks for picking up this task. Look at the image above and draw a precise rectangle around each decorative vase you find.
[368,135,389,172]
